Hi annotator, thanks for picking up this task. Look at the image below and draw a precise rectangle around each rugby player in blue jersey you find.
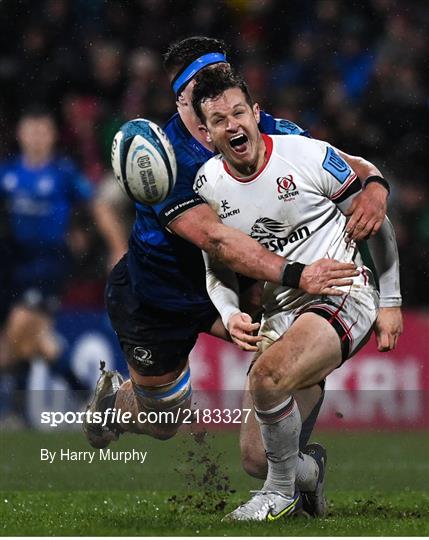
[84,37,392,515]
[0,107,127,423]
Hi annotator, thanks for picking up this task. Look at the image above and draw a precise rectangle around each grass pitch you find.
[0,429,428,536]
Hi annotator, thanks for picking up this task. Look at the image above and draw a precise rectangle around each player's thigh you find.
[303,290,378,364]
[251,312,342,395]
[106,259,214,434]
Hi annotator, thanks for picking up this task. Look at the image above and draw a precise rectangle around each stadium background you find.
[0,1,428,535]
[0,0,428,427]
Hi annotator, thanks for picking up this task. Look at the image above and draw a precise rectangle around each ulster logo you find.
[276,175,299,201]
[250,217,310,253]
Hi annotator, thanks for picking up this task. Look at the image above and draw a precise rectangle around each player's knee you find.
[240,443,267,479]
[131,364,192,440]
[249,356,300,396]
[249,360,286,394]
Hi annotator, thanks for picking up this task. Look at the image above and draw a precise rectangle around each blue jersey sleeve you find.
[151,114,209,228]
[151,159,205,228]
[258,110,311,138]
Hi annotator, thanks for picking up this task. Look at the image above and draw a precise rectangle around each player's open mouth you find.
[229,133,249,154]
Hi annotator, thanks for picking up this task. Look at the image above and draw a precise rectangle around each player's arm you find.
[67,162,128,270]
[336,150,389,241]
[319,145,403,351]
[170,202,358,295]
[325,161,402,316]
[366,218,403,351]
[91,198,129,269]
[203,252,262,351]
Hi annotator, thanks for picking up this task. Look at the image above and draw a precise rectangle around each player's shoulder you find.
[259,111,309,137]
[0,158,19,193]
[272,133,326,157]
[196,154,223,180]
[163,113,191,150]
[0,156,20,172]
[52,155,79,174]
[163,112,180,137]
[194,155,223,193]
[164,113,211,167]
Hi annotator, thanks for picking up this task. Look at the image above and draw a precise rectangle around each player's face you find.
[17,117,56,160]
[200,88,263,176]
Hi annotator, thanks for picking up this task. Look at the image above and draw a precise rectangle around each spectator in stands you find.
[0,1,426,306]
[0,107,127,423]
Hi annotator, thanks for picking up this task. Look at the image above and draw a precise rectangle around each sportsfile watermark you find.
[40,407,252,428]
[1,390,428,493]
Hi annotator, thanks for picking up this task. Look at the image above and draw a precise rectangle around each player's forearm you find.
[171,204,286,283]
[366,217,402,307]
[91,200,128,255]
[203,252,240,327]
[203,222,286,283]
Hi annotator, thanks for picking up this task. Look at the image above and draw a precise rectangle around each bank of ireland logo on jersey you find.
[276,175,299,201]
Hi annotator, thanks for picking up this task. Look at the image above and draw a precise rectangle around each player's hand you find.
[227,312,262,352]
[373,306,403,351]
[299,259,359,296]
[344,182,388,241]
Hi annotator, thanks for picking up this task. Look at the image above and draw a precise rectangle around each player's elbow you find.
[349,155,377,181]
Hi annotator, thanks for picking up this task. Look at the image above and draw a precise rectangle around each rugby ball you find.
[111,118,177,205]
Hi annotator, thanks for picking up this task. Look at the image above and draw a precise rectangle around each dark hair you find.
[192,66,253,123]
[163,36,228,78]
[19,104,55,123]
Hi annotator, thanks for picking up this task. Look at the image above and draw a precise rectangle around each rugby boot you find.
[82,361,124,449]
[223,490,302,522]
[301,443,327,517]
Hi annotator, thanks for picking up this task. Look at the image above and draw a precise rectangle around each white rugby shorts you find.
[259,268,379,362]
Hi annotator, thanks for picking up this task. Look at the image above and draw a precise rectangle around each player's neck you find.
[22,152,52,169]
[178,104,215,152]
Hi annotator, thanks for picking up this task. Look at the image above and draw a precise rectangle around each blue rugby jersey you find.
[127,111,309,312]
[0,156,93,289]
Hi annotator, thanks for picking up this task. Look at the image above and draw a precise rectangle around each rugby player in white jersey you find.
[192,67,402,521]
[84,37,396,518]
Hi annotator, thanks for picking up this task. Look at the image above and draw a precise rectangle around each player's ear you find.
[253,102,260,123]
[198,124,212,143]
[177,93,187,106]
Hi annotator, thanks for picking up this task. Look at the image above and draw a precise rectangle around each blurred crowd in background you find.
[0,0,428,307]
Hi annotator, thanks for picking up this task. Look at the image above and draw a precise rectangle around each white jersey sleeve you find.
[193,156,223,204]
[301,139,401,306]
[195,159,242,327]
[202,252,241,328]
[305,139,362,211]
[367,217,402,307]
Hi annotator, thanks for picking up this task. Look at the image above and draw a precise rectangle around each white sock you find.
[255,396,301,498]
[296,451,319,492]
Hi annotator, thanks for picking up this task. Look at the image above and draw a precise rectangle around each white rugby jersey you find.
[194,134,373,313]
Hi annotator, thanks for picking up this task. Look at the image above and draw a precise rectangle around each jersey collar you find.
[223,134,273,183]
